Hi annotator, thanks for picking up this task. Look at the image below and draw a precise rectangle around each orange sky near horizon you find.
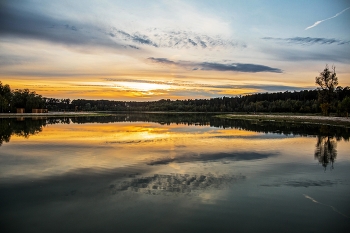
[1,1,349,101]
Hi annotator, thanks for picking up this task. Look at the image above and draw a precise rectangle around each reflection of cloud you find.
[110,173,245,195]
[105,138,166,144]
[261,179,336,188]
[262,37,350,45]
[148,57,282,73]
[148,151,277,165]
[0,168,243,209]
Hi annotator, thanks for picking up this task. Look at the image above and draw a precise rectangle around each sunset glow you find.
[1,1,349,100]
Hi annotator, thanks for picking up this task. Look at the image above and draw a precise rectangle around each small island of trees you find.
[1,65,350,116]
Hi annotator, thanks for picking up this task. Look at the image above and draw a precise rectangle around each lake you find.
[1,113,349,232]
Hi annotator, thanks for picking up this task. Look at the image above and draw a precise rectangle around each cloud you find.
[128,45,140,50]
[268,47,350,62]
[199,62,282,73]
[0,3,242,52]
[261,40,350,63]
[0,5,125,51]
[104,78,305,94]
[238,85,307,92]
[0,54,39,67]
[148,57,282,73]
[305,7,350,30]
[109,27,243,50]
[147,57,176,65]
[262,37,350,45]
[110,29,158,47]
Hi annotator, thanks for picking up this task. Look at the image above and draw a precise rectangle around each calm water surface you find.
[1,114,350,232]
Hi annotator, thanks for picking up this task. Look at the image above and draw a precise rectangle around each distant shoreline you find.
[1,111,349,127]
[0,111,111,118]
[216,114,350,127]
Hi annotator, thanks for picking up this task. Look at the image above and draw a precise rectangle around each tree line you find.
[1,66,350,115]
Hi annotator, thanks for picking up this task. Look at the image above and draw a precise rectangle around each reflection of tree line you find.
[211,118,344,170]
[313,124,339,170]
[68,113,350,141]
[0,117,71,146]
[71,113,214,125]
[315,136,337,170]
[1,114,347,170]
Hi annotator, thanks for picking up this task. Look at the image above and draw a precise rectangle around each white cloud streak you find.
[305,7,350,30]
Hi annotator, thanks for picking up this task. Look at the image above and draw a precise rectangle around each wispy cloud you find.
[148,57,282,73]
[262,37,350,45]
[265,45,350,63]
[109,29,158,47]
[109,28,244,50]
[305,7,350,30]
[104,78,304,91]
[0,3,242,52]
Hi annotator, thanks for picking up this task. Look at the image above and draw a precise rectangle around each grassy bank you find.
[216,114,350,127]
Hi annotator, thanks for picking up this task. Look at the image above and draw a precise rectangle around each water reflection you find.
[111,173,245,195]
[147,151,277,165]
[1,113,350,143]
[1,114,349,174]
[1,114,350,232]
[261,179,337,188]
[0,118,45,146]
[315,136,337,170]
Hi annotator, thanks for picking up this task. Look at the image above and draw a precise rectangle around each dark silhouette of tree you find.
[0,119,12,146]
[315,136,337,170]
[315,65,338,115]
[12,89,45,112]
[340,96,350,118]
[0,81,12,113]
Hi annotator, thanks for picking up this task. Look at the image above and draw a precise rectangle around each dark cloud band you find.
[148,57,282,73]
[262,37,350,45]
[0,5,124,50]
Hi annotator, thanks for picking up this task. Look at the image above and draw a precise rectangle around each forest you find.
[1,66,350,115]
[69,87,349,115]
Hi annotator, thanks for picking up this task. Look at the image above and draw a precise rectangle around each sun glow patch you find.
[115,81,172,92]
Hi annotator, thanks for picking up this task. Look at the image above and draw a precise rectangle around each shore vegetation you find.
[1,66,349,116]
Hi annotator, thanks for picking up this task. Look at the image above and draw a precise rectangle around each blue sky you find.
[0,0,349,100]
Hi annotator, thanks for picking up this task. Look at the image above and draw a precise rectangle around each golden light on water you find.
[8,120,345,181]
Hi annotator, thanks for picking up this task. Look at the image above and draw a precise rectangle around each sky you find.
[0,0,349,101]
